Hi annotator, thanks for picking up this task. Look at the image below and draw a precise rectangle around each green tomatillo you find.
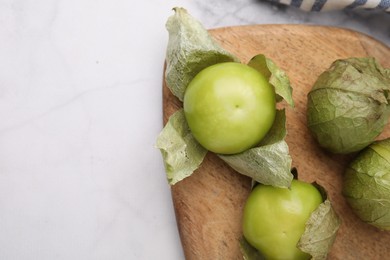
[242,179,323,260]
[183,62,276,155]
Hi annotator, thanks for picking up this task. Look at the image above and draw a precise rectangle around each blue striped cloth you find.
[268,0,390,12]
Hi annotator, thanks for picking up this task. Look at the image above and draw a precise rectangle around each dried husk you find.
[343,138,390,230]
[307,57,390,154]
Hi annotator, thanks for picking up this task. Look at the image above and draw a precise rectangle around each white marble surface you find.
[0,0,388,259]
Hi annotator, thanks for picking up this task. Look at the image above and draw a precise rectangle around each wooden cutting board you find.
[162,25,390,260]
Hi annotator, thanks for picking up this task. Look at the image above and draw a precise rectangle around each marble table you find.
[0,0,388,259]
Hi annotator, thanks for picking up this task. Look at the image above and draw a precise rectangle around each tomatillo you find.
[242,179,323,260]
[183,62,276,154]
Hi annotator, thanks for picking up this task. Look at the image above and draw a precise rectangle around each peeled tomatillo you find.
[183,62,276,155]
[242,179,323,260]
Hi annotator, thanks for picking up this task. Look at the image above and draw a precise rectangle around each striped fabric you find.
[268,0,390,12]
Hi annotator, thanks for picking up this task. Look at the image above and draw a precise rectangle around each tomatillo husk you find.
[307,57,390,154]
[343,138,390,230]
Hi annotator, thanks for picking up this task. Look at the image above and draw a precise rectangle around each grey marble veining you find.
[189,0,389,45]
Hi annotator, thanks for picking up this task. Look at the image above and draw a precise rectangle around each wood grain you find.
[162,25,390,260]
